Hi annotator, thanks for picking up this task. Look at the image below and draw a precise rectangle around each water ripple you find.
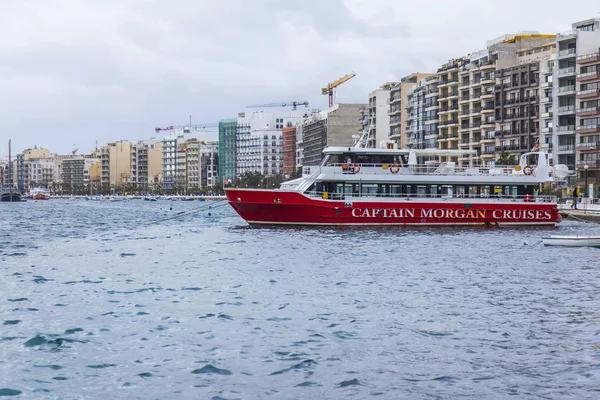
[0,201,597,398]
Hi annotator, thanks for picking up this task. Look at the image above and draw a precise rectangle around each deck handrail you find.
[304,190,557,203]
[314,163,527,176]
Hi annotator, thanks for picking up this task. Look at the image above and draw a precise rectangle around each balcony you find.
[541,81,552,88]
[541,127,553,134]
[541,111,553,118]
[502,95,538,106]
[541,96,553,103]
[481,90,494,99]
[577,88,600,99]
[577,106,600,117]
[557,30,576,39]
[557,48,577,59]
[577,160,600,169]
[577,142,600,151]
[558,144,575,152]
[557,85,576,95]
[556,125,575,133]
[576,124,600,134]
[558,66,576,76]
[577,52,600,64]
[556,105,576,115]
[577,70,600,82]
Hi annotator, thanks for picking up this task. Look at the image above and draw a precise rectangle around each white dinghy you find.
[542,235,600,247]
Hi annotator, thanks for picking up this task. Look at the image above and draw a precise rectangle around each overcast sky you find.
[0,0,598,155]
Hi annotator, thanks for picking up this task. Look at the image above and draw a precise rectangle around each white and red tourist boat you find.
[226,146,571,227]
[29,187,51,200]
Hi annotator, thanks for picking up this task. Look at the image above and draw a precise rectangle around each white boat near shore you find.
[542,235,600,247]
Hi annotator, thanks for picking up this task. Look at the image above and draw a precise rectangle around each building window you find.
[578,24,594,32]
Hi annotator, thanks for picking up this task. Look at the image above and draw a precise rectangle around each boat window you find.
[469,186,478,197]
[417,185,427,198]
[441,185,453,197]
[361,183,378,197]
[305,183,317,195]
[343,184,355,195]
[357,155,370,164]
[480,186,490,198]
[430,185,439,197]
[378,184,388,196]
[337,153,403,165]
[406,184,414,197]
[455,185,465,197]
[390,185,402,195]
[324,154,340,166]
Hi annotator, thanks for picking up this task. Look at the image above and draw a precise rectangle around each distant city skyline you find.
[1,0,598,154]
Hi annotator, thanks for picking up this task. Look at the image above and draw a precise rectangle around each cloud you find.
[0,0,598,154]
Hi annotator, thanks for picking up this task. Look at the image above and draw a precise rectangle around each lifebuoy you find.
[389,164,400,174]
[351,164,361,174]
[523,165,533,175]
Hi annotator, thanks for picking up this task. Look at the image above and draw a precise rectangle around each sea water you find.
[1,199,599,399]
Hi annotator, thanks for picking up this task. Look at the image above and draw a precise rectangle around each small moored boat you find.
[542,235,600,247]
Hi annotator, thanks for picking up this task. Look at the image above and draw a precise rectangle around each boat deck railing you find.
[303,163,535,177]
[304,191,558,203]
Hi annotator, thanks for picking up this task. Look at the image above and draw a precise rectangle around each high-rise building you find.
[235,110,306,178]
[182,139,218,189]
[100,141,132,190]
[61,156,100,192]
[27,157,61,188]
[441,33,555,165]
[131,139,162,190]
[364,83,396,148]
[553,19,600,177]
[389,73,433,148]
[404,76,440,150]
[299,103,366,166]
[161,127,214,189]
[218,119,238,184]
[556,18,600,189]
[282,126,297,175]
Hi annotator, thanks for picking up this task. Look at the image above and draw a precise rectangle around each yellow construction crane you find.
[503,33,555,43]
[322,73,356,107]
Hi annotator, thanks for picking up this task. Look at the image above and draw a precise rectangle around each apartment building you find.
[235,110,306,178]
[174,139,219,190]
[162,127,210,189]
[282,126,297,175]
[456,52,496,164]
[62,156,100,190]
[236,128,284,177]
[300,104,366,166]
[494,63,542,159]
[131,139,162,189]
[540,53,556,154]
[100,141,132,189]
[27,157,61,188]
[363,83,396,148]
[554,18,600,181]
[404,75,440,150]
[389,73,432,148]
[436,33,555,166]
[218,119,238,184]
[437,59,462,160]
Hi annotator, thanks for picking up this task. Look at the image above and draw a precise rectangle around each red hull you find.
[225,188,561,226]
